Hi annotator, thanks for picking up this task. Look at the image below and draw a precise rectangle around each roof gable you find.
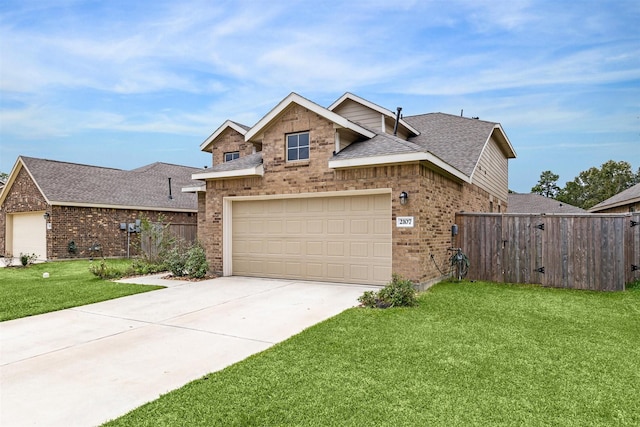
[328,92,420,136]
[200,120,250,152]
[244,92,376,143]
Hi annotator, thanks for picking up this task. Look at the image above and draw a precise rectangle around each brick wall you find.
[200,105,491,287]
[1,166,196,259]
[211,127,255,166]
[49,207,196,259]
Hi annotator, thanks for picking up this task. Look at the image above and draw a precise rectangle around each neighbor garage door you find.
[11,212,47,260]
[232,194,392,285]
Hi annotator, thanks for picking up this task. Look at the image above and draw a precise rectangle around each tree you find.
[0,171,8,182]
[531,170,560,198]
[557,160,637,209]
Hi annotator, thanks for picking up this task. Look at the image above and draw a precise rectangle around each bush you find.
[184,241,208,279]
[130,258,166,276]
[165,241,189,277]
[358,274,417,308]
[19,253,38,267]
[89,260,129,280]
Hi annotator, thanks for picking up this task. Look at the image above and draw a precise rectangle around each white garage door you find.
[11,212,47,260]
[232,193,392,285]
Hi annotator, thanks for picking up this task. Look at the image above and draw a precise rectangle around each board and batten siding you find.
[332,99,383,132]
[471,135,509,204]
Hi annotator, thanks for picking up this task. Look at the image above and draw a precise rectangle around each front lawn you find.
[105,281,640,426]
[0,260,163,321]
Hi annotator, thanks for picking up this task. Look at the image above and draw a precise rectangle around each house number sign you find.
[396,216,414,228]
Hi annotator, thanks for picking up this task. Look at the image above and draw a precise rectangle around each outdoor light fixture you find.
[399,191,408,205]
[43,212,50,221]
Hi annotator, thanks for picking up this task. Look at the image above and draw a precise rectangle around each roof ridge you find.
[20,156,124,171]
[405,112,497,125]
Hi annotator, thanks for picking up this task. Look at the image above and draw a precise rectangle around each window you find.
[224,151,240,162]
[286,132,309,161]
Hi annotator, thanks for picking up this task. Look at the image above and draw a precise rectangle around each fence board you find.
[456,213,634,291]
[140,223,197,259]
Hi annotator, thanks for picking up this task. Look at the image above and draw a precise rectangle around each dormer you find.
[328,92,420,140]
[199,120,254,166]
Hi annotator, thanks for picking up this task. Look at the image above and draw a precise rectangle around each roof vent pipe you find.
[168,177,173,200]
[393,107,402,136]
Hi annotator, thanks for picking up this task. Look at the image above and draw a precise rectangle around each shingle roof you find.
[507,193,587,214]
[199,152,263,173]
[403,113,499,177]
[589,183,640,212]
[332,132,423,160]
[18,156,201,211]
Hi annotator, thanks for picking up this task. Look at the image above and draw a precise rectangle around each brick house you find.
[0,157,201,261]
[589,183,640,213]
[187,92,516,287]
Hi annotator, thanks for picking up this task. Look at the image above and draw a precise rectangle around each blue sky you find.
[1,0,638,193]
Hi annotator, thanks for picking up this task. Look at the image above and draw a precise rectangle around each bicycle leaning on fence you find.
[447,247,470,281]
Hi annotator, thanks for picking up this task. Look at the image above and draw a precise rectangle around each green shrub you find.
[130,258,166,276]
[185,241,208,279]
[19,253,38,267]
[165,242,189,277]
[89,260,129,280]
[358,274,417,308]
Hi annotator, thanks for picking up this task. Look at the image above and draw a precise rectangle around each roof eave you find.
[182,185,206,193]
[48,201,197,213]
[492,124,517,158]
[589,197,640,212]
[244,93,376,143]
[192,164,264,180]
[329,152,470,183]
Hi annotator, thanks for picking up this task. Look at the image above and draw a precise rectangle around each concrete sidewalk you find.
[0,276,376,427]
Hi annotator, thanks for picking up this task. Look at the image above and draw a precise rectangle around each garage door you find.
[232,194,392,285]
[11,212,47,260]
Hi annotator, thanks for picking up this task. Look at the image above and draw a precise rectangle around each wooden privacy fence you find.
[140,223,197,258]
[455,213,640,291]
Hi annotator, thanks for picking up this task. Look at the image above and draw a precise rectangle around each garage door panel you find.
[373,242,392,258]
[373,266,393,282]
[327,219,344,234]
[350,265,369,280]
[327,241,344,256]
[232,194,391,285]
[307,220,323,234]
[327,198,345,212]
[285,241,301,254]
[267,241,283,254]
[350,219,369,234]
[374,218,391,234]
[306,241,323,255]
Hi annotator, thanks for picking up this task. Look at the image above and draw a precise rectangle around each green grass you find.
[104,281,640,426]
[0,260,163,321]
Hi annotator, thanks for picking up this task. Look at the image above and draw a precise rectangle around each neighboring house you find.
[187,92,516,287]
[0,156,201,260]
[507,193,587,214]
[589,183,640,213]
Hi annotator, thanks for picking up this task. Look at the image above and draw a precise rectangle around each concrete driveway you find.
[0,276,377,427]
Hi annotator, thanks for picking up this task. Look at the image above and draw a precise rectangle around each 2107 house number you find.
[396,216,414,228]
